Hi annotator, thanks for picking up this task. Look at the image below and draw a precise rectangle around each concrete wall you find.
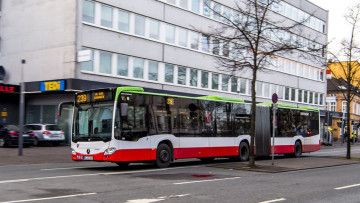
[0,0,77,85]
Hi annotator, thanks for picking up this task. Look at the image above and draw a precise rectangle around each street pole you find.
[272,103,277,165]
[18,59,26,156]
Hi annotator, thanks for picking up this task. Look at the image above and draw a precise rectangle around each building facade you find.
[0,0,328,143]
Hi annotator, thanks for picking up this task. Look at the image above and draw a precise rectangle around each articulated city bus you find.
[59,87,320,168]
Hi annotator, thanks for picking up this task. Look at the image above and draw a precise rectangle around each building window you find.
[118,10,130,32]
[330,102,336,112]
[285,87,290,100]
[83,0,95,23]
[135,15,145,36]
[309,92,313,104]
[212,39,220,55]
[304,91,308,103]
[101,5,113,28]
[99,51,112,74]
[222,75,229,91]
[81,49,93,71]
[291,88,296,101]
[191,0,200,13]
[212,73,219,90]
[314,93,319,104]
[239,78,246,94]
[231,77,237,93]
[117,54,128,76]
[263,83,269,98]
[223,43,230,57]
[201,71,209,88]
[190,32,199,50]
[277,86,284,99]
[178,66,186,85]
[166,24,175,43]
[342,101,347,113]
[256,82,263,97]
[133,58,144,79]
[203,0,210,17]
[178,28,188,47]
[201,35,210,52]
[179,0,188,9]
[148,61,158,81]
[190,69,198,87]
[149,19,160,40]
[298,90,303,102]
[165,64,174,83]
[212,2,221,21]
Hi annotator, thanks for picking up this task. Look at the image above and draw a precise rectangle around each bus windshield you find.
[73,102,114,142]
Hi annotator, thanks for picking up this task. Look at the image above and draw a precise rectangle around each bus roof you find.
[258,103,319,112]
[115,87,245,104]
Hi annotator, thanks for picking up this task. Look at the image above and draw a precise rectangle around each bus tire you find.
[155,143,172,168]
[239,142,250,162]
[294,141,302,158]
[116,162,130,168]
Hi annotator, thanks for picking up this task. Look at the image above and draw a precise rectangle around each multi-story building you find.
[0,0,328,142]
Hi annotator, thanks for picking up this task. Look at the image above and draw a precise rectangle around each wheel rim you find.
[160,149,170,163]
[0,138,4,147]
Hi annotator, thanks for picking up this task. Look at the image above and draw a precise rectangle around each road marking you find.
[335,183,360,190]
[125,194,190,203]
[0,166,199,184]
[0,192,96,203]
[41,166,108,171]
[173,177,241,185]
[258,198,286,203]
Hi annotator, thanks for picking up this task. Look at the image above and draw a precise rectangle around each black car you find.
[0,125,35,147]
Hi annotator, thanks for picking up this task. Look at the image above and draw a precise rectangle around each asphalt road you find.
[1,146,360,203]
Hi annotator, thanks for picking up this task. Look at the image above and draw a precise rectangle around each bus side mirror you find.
[121,103,128,117]
[58,101,73,116]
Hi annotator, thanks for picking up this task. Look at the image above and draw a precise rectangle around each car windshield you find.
[46,125,61,131]
[73,102,114,142]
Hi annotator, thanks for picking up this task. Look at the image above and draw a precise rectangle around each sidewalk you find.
[0,145,72,166]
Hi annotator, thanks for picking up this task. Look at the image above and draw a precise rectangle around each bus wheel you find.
[155,144,171,168]
[115,162,130,168]
[239,142,249,162]
[294,141,302,158]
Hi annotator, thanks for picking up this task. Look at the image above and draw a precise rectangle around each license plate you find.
[51,134,59,137]
[23,134,29,137]
[83,156,93,160]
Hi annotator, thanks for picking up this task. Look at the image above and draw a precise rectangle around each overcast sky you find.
[308,0,360,52]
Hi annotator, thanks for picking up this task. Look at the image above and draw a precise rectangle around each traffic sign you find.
[272,93,278,103]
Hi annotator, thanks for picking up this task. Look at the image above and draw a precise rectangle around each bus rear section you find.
[255,104,321,158]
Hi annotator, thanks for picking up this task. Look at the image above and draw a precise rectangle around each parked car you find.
[25,124,65,146]
[0,124,35,147]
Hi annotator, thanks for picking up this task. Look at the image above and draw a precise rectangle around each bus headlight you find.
[71,148,76,155]
[104,147,117,155]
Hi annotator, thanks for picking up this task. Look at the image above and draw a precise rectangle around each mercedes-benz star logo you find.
[87,149,90,154]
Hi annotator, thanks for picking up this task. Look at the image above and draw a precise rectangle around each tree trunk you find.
[346,93,351,159]
[248,69,257,167]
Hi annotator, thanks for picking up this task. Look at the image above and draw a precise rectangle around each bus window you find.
[215,102,232,137]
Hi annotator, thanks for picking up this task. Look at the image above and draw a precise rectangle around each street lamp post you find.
[18,59,26,156]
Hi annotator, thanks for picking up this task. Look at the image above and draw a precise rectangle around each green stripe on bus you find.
[115,87,144,101]
[258,103,319,112]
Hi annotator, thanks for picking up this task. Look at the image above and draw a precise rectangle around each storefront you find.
[0,84,20,125]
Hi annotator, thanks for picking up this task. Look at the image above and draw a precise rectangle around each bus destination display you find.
[76,90,113,104]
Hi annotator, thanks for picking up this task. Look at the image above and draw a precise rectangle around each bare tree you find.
[197,0,325,166]
[328,3,360,159]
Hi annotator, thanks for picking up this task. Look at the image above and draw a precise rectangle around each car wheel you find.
[0,137,7,147]
[155,143,172,168]
[294,141,302,158]
[33,137,39,146]
[239,142,250,162]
